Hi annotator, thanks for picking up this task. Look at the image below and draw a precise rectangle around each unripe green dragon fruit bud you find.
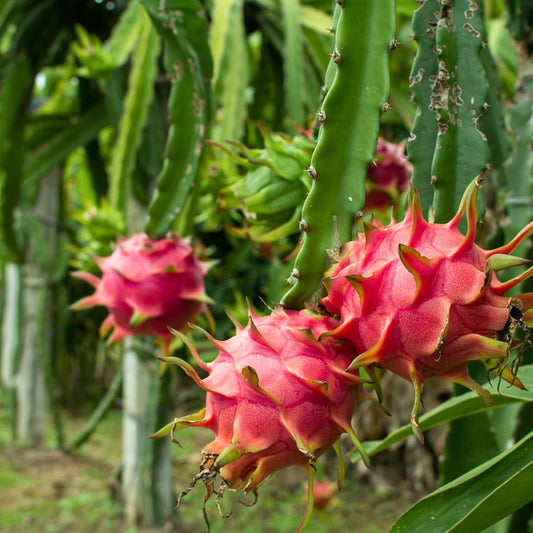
[215,129,314,242]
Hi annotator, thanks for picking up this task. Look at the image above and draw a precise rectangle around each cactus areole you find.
[71,232,210,355]
[154,308,370,530]
[323,179,533,438]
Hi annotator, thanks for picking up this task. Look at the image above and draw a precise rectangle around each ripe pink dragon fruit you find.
[364,138,411,212]
[323,179,533,439]
[308,479,335,511]
[154,308,368,531]
[71,232,210,354]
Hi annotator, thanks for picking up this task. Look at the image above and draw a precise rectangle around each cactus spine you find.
[281,0,395,309]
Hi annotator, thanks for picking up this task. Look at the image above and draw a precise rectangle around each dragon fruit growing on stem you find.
[364,138,412,214]
[322,178,533,441]
[152,308,372,531]
[71,232,211,355]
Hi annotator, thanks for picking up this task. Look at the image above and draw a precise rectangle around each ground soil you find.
[0,412,420,533]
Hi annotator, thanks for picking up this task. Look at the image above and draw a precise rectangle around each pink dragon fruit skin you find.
[323,179,533,438]
[71,233,210,354]
[155,308,367,531]
[364,138,412,212]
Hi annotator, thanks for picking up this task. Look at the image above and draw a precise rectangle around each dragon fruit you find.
[71,232,210,355]
[308,479,335,511]
[323,179,533,439]
[154,308,368,530]
[364,138,412,213]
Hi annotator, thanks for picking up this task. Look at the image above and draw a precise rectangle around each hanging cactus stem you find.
[281,0,395,309]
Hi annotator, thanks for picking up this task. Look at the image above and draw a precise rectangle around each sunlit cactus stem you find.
[281,0,395,309]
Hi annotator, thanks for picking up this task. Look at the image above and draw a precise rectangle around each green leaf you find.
[299,5,332,34]
[209,0,249,142]
[390,430,533,533]
[440,366,513,485]
[351,365,533,462]
[501,102,533,254]
[107,0,145,67]
[486,18,518,98]
[440,409,501,484]
[24,103,108,191]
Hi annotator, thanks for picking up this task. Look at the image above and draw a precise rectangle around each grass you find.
[0,404,417,533]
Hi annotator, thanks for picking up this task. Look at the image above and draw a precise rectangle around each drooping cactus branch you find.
[281,0,395,309]
[141,0,212,238]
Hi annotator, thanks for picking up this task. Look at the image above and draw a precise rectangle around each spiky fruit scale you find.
[71,232,210,354]
[323,179,533,437]
[160,308,367,529]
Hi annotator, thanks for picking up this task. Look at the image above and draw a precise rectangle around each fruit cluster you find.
[156,179,533,530]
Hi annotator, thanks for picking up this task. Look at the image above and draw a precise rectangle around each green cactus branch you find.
[430,0,490,223]
[281,0,395,309]
[108,8,160,215]
[280,0,306,127]
[0,55,31,262]
[407,0,509,222]
[141,0,212,239]
[406,0,440,214]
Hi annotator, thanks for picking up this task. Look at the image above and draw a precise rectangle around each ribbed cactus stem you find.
[141,0,212,238]
[406,0,440,215]
[430,0,490,223]
[281,0,395,309]
[408,0,512,222]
